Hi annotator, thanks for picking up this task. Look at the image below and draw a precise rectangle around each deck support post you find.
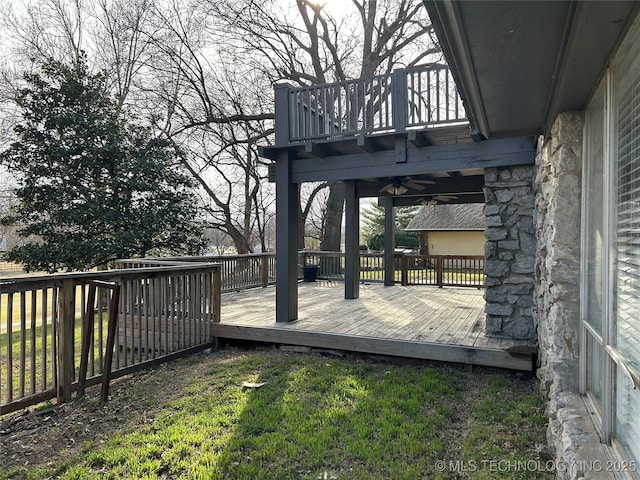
[274,81,293,147]
[275,150,298,322]
[383,197,396,286]
[57,279,75,403]
[392,69,408,135]
[344,180,359,299]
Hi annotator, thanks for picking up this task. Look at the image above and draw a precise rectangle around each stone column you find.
[483,165,536,340]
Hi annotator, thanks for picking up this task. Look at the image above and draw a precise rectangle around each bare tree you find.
[0,0,159,121]
[204,0,441,251]
[0,0,440,254]
[0,176,17,252]
[0,0,277,254]
[304,185,331,249]
[143,2,278,253]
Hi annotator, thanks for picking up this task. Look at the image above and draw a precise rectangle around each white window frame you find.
[580,16,640,473]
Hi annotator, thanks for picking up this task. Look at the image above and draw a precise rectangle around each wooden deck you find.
[213,282,535,371]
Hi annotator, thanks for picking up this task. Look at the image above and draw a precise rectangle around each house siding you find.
[422,231,485,256]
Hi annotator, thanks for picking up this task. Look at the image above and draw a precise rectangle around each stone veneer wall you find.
[534,111,583,395]
[483,165,536,340]
[534,112,615,480]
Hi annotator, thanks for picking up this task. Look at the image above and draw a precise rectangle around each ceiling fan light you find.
[384,182,409,195]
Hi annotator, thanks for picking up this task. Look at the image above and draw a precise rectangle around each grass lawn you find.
[0,346,552,480]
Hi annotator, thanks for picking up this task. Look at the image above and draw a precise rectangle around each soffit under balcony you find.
[424,0,639,139]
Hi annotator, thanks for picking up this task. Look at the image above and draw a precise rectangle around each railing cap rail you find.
[274,79,298,90]
[283,64,451,95]
[123,253,274,262]
[0,262,221,288]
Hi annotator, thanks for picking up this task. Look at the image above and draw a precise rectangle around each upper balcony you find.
[264,65,471,158]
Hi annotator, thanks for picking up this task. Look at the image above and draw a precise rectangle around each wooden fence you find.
[0,263,221,415]
[140,252,484,287]
[300,251,484,287]
[1,251,483,414]
[117,255,276,293]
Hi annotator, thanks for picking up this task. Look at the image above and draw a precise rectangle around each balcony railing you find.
[274,65,467,145]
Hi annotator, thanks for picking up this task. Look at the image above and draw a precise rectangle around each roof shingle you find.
[405,203,485,231]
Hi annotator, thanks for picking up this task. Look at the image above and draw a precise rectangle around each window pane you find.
[615,369,640,463]
[613,27,640,466]
[586,334,603,407]
[614,43,640,373]
[585,82,605,333]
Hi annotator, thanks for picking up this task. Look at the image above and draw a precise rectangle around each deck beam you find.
[210,324,533,371]
[289,136,535,183]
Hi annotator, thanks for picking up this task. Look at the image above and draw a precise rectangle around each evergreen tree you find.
[1,56,205,272]
[361,204,420,251]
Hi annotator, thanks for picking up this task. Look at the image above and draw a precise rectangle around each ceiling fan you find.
[378,176,435,195]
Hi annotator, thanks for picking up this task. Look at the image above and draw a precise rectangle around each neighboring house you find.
[0,224,22,253]
[405,203,485,256]
[264,1,640,476]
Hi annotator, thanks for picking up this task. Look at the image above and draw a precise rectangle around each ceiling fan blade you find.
[404,181,427,191]
[379,184,393,192]
[434,195,458,201]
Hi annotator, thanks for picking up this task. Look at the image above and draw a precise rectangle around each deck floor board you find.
[214,283,534,370]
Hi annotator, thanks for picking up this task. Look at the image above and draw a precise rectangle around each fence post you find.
[261,255,269,287]
[100,284,121,402]
[401,255,408,286]
[57,279,75,403]
[392,69,408,134]
[212,267,221,324]
[436,256,444,288]
[274,81,293,146]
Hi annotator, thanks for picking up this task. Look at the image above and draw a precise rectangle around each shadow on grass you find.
[1,347,552,480]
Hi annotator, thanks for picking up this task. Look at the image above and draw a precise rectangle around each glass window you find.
[615,369,640,463]
[581,13,640,467]
[586,335,603,407]
[613,46,640,370]
[585,82,605,335]
[612,16,640,465]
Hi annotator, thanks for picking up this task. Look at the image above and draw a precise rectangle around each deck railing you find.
[275,65,467,145]
[1,251,483,414]
[0,263,221,415]
[300,251,484,287]
[399,254,485,287]
[118,251,484,289]
[117,254,277,293]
